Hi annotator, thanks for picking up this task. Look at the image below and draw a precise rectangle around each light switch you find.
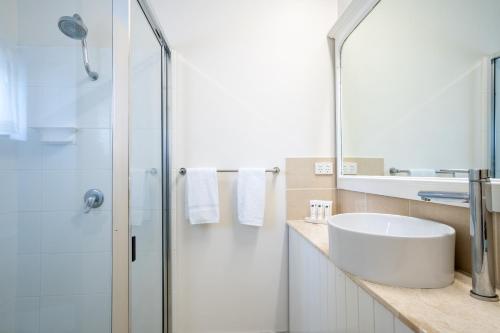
[315,162,333,175]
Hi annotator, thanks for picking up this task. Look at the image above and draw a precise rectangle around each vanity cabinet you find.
[288,228,414,333]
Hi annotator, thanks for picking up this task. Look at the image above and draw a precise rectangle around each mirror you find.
[340,0,500,178]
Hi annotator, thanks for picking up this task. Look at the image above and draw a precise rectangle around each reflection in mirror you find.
[340,0,500,178]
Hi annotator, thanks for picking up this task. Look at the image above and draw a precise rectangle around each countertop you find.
[287,220,500,333]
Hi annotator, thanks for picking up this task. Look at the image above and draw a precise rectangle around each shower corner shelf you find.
[34,126,78,144]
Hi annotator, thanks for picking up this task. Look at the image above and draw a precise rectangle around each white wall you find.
[149,0,338,331]
[341,0,500,174]
[337,0,352,16]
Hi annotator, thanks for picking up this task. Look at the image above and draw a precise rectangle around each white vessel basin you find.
[328,213,455,288]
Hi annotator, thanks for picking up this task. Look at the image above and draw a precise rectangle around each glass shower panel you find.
[0,1,113,333]
[129,1,163,333]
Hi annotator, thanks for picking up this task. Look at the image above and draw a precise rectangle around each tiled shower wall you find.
[0,46,112,333]
[286,157,500,284]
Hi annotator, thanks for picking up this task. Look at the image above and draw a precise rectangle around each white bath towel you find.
[186,168,220,224]
[0,45,26,140]
[409,169,436,177]
[237,168,266,226]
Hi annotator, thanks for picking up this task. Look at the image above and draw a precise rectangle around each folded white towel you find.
[237,168,266,226]
[186,168,220,224]
[409,169,436,177]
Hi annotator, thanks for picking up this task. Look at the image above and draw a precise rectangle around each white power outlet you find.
[343,161,358,175]
[314,162,333,175]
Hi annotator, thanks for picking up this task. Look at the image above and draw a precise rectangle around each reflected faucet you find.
[418,169,498,302]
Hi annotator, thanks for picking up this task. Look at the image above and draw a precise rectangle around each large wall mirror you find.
[338,0,500,179]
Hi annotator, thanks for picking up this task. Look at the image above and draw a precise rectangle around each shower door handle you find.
[83,189,104,213]
[132,236,137,262]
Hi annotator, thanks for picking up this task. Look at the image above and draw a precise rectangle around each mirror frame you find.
[329,0,500,212]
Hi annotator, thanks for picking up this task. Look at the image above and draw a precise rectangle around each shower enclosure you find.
[0,0,170,332]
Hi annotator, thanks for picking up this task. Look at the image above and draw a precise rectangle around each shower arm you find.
[81,39,99,81]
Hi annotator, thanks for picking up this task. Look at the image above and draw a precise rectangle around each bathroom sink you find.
[328,213,455,288]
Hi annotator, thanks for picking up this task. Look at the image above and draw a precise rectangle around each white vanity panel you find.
[326,257,337,332]
[335,267,347,331]
[289,229,302,331]
[318,253,329,333]
[358,288,375,333]
[289,228,413,333]
[395,318,414,333]
[346,278,359,332]
[374,301,394,333]
[289,229,331,332]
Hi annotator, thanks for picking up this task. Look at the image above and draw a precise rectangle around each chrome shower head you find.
[57,13,98,81]
[58,14,88,40]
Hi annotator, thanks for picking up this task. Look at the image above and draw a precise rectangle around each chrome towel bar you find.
[179,167,280,175]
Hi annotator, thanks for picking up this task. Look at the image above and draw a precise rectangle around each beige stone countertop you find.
[287,220,500,333]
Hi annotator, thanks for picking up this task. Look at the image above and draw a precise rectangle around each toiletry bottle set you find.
[306,200,333,223]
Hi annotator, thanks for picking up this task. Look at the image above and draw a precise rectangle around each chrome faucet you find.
[418,169,498,301]
[83,189,104,214]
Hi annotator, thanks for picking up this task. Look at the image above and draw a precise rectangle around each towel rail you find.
[179,167,280,175]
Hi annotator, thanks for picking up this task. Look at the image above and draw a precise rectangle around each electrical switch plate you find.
[315,162,333,175]
[343,162,358,175]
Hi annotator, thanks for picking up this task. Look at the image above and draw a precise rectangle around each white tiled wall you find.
[289,229,415,333]
[0,1,112,332]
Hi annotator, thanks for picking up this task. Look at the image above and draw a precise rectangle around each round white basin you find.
[328,213,456,288]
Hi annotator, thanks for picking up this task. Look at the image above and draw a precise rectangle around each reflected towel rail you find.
[389,167,469,177]
[179,167,280,175]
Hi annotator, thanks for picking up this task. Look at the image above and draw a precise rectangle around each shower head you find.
[58,14,88,40]
[57,13,98,81]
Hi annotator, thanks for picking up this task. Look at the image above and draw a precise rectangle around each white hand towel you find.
[237,168,266,227]
[409,169,436,177]
[186,168,220,224]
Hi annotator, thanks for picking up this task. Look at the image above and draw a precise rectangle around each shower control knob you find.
[83,189,104,213]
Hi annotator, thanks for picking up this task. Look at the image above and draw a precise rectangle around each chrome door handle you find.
[83,189,104,213]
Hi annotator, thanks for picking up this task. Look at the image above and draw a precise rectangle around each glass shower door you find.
[129,1,165,332]
[0,1,113,332]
